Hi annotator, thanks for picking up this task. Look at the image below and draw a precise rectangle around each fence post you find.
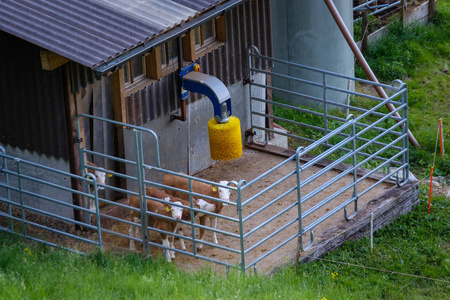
[0,147,14,231]
[402,83,409,181]
[428,0,437,22]
[134,129,149,255]
[63,63,84,227]
[400,0,406,23]
[362,0,369,52]
[295,147,304,264]
[236,183,245,272]
[14,160,27,236]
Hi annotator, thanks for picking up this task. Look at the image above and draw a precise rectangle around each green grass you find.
[274,1,450,178]
[1,2,449,299]
[356,2,450,178]
[1,193,449,299]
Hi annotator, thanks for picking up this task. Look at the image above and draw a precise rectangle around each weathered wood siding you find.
[126,0,273,126]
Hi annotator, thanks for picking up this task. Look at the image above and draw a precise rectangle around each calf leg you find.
[129,217,140,251]
[169,224,179,259]
[177,227,186,250]
[161,235,172,263]
[197,215,208,251]
[211,217,219,244]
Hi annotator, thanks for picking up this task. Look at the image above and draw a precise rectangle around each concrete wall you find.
[0,145,74,219]
[271,0,354,109]
[123,73,266,192]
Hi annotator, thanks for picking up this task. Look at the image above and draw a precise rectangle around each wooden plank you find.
[62,63,84,226]
[428,0,437,22]
[299,181,419,264]
[265,71,274,139]
[112,68,127,125]
[216,15,227,42]
[75,90,87,161]
[40,49,69,71]
[147,47,162,79]
[111,69,127,192]
[182,31,196,61]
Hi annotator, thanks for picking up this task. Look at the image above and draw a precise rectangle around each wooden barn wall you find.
[126,0,273,126]
[0,31,95,160]
[0,31,69,159]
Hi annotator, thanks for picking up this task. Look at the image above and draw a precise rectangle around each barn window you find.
[124,56,146,85]
[123,55,158,95]
[122,16,226,94]
[195,20,216,48]
[183,16,226,61]
[160,39,179,76]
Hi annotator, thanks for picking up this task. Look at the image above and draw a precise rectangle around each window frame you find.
[122,15,226,96]
[182,15,226,62]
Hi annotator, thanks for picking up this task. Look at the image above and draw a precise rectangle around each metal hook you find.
[344,199,358,221]
[301,230,314,251]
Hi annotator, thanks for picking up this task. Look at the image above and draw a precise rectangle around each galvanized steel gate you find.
[0,47,409,272]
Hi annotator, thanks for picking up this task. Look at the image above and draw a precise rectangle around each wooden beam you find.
[216,15,227,42]
[40,49,70,71]
[428,0,437,22]
[75,88,88,161]
[182,31,196,61]
[62,63,84,227]
[147,47,162,79]
[111,68,127,192]
[112,68,127,125]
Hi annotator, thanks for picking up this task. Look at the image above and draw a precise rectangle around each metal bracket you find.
[181,67,232,123]
[74,137,83,143]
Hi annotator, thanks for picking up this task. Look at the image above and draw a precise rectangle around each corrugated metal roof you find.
[0,0,223,69]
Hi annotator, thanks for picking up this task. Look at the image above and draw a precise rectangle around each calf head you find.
[167,201,183,220]
[85,162,113,191]
[217,181,232,204]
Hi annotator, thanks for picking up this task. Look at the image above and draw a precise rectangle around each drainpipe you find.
[323,0,420,148]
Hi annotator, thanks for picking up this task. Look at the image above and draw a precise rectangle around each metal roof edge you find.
[93,0,247,77]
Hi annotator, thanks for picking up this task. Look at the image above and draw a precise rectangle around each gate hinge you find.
[74,137,83,143]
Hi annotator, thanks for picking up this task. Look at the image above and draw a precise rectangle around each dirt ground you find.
[2,148,419,274]
[92,148,396,274]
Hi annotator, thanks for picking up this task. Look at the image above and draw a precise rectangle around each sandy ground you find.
[94,148,395,274]
[3,149,428,274]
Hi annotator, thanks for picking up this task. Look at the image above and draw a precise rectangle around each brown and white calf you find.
[162,173,233,250]
[84,161,112,211]
[128,195,183,262]
[145,187,216,251]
